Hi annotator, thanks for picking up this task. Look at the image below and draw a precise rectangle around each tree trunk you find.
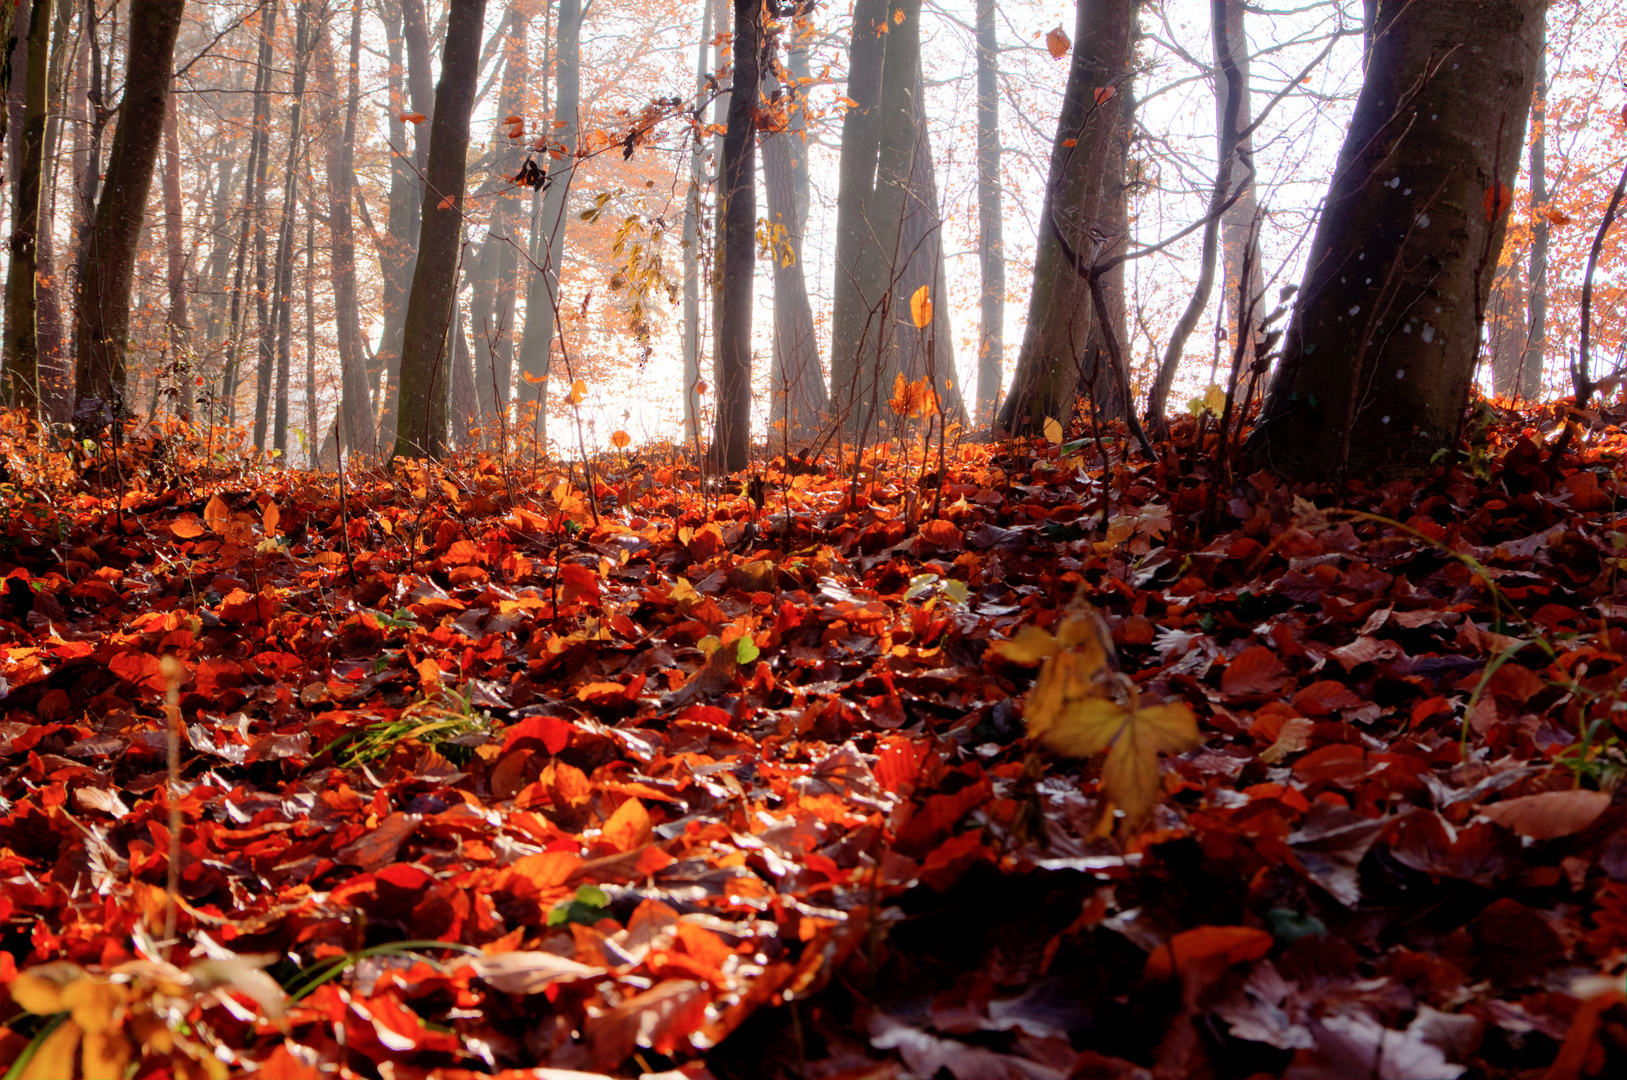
[376,0,438,449]
[1146,0,1250,426]
[4,0,52,417]
[709,0,761,473]
[515,0,582,450]
[71,0,184,418]
[468,1,526,431]
[1216,0,1262,389]
[995,0,1136,436]
[1516,8,1547,401]
[392,0,485,460]
[680,0,713,445]
[1488,260,1528,396]
[829,0,889,432]
[322,0,375,459]
[304,211,319,466]
[451,302,476,446]
[762,119,826,440]
[974,0,1004,426]
[162,72,190,370]
[255,0,312,456]
[34,0,73,420]
[1248,0,1545,480]
[219,0,277,424]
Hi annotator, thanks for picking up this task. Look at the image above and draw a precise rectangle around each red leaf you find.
[1222,645,1287,695]
[502,715,571,755]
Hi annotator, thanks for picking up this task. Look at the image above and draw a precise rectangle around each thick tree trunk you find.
[709,0,761,473]
[996,0,1136,436]
[974,0,1004,426]
[322,0,375,459]
[829,0,889,432]
[680,0,713,444]
[1248,0,1545,480]
[515,0,582,449]
[71,1,184,418]
[4,0,52,417]
[392,0,485,460]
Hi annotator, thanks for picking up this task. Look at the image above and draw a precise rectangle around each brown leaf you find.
[1479,790,1611,839]
[1222,646,1287,695]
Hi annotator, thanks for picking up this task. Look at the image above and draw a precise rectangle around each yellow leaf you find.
[1035,697,1200,823]
[889,371,910,416]
[1043,416,1064,445]
[893,7,905,23]
[1021,613,1113,743]
[10,969,75,1015]
[910,285,932,329]
[567,379,587,405]
[992,625,1059,665]
[522,370,545,384]
[18,1018,82,1080]
[839,96,860,109]
[611,430,631,448]
[1046,26,1071,59]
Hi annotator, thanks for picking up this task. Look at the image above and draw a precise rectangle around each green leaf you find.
[736,636,760,665]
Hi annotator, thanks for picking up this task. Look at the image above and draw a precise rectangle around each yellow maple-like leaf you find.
[567,379,587,405]
[910,285,932,329]
[1023,610,1199,823]
[992,625,1059,665]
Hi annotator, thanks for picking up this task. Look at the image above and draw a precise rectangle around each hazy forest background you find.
[0,0,1620,464]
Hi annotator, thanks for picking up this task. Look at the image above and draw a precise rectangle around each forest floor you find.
[0,401,1624,1080]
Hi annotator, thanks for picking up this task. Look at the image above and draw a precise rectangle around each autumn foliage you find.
[0,401,1625,1078]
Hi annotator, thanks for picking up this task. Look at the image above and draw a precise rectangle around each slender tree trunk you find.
[4,0,52,417]
[322,0,374,458]
[1488,260,1528,395]
[763,113,826,439]
[1248,0,1544,479]
[451,302,476,446]
[468,1,525,430]
[33,0,73,420]
[376,0,437,448]
[515,0,582,449]
[710,0,762,473]
[305,210,320,466]
[974,0,1004,426]
[1216,0,1262,388]
[255,0,312,455]
[221,1,277,424]
[829,0,889,432]
[162,72,190,366]
[393,0,486,460]
[996,0,1136,436]
[1146,0,1248,426]
[72,1,185,418]
[1517,9,1547,401]
[681,0,713,443]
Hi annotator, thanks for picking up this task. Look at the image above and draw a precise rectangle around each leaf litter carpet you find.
[0,411,1623,1079]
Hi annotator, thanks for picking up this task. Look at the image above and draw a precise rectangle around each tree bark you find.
[392,0,486,460]
[995,0,1136,436]
[162,72,190,372]
[709,0,762,473]
[515,0,582,449]
[4,0,52,417]
[1248,0,1545,480]
[72,0,184,418]
[974,0,1004,426]
[34,0,74,420]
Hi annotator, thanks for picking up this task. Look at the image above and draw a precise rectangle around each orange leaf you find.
[170,515,205,539]
[918,519,963,551]
[1093,85,1117,105]
[601,797,652,852]
[1046,26,1071,59]
[416,657,444,693]
[1062,138,1078,148]
[503,114,523,125]
[400,111,426,124]
[1143,925,1273,982]
[1482,182,1512,222]
[611,429,631,448]
[203,493,229,533]
[437,195,456,210]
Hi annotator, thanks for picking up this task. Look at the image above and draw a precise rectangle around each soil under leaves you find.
[0,403,1624,1079]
